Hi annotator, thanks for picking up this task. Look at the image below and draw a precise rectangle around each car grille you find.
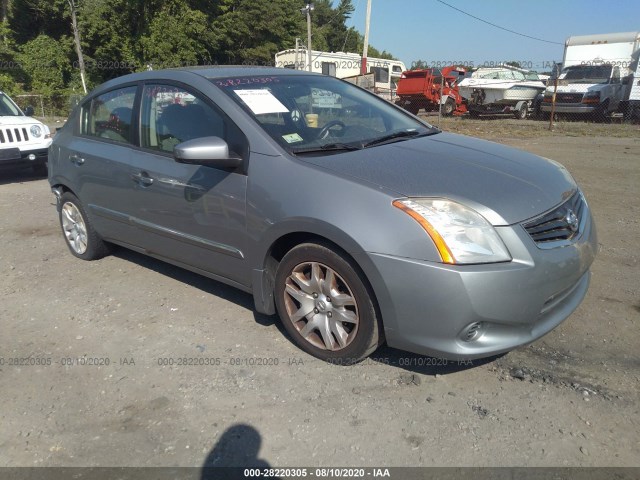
[523,191,586,248]
[555,93,583,104]
[0,127,30,144]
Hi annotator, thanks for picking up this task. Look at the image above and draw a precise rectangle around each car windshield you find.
[213,74,436,154]
[559,65,612,84]
[0,93,23,116]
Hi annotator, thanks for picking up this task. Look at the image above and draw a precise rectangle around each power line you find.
[435,0,563,45]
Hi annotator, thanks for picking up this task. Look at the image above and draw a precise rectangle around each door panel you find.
[69,86,140,245]
[128,83,249,284]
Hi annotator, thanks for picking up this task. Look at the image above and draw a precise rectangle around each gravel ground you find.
[0,123,638,469]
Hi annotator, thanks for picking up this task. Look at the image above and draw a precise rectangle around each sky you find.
[341,0,640,72]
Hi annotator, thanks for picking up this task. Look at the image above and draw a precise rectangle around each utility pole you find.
[301,2,314,72]
[361,0,371,75]
[549,62,559,131]
[69,0,87,94]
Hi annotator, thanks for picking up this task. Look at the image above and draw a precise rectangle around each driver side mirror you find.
[23,106,35,117]
[173,136,242,169]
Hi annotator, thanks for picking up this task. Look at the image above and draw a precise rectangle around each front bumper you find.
[0,147,49,169]
[541,103,597,114]
[365,207,597,360]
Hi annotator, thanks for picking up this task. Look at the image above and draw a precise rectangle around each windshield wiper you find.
[292,142,362,154]
[363,130,433,148]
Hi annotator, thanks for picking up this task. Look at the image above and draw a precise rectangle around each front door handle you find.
[69,154,85,166]
[131,171,154,186]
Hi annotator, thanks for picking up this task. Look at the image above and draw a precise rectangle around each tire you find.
[404,104,419,115]
[442,98,455,116]
[592,100,610,122]
[274,242,382,364]
[468,110,480,118]
[514,103,528,120]
[59,192,111,260]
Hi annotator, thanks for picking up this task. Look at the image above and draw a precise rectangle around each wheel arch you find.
[50,179,77,211]
[250,222,391,337]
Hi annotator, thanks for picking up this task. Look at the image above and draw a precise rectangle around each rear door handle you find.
[131,171,154,186]
[69,154,85,165]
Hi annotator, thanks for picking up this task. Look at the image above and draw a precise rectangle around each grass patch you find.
[427,116,640,140]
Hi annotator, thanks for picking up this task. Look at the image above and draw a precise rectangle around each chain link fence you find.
[13,93,83,121]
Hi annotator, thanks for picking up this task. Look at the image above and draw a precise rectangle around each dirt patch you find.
[0,123,638,468]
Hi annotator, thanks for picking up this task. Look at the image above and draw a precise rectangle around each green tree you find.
[9,0,69,43]
[140,4,215,69]
[211,0,304,65]
[16,34,73,94]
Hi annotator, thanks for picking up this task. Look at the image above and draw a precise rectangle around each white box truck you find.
[275,49,406,101]
[541,31,640,119]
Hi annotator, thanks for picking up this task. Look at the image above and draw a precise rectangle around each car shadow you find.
[113,247,280,331]
[369,344,502,375]
[0,167,47,186]
[113,247,501,376]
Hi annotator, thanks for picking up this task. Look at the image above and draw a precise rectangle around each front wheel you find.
[442,98,455,116]
[274,243,382,364]
[59,192,111,260]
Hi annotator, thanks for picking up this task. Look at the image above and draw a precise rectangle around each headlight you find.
[30,125,42,138]
[393,198,511,265]
[582,91,600,104]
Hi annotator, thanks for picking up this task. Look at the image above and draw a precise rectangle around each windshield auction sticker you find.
[234,89,289,115]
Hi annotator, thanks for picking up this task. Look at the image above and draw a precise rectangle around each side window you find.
[140,84,247,157]
[82,86,137,144]
[370,66,390,84]
[321,62,337,77]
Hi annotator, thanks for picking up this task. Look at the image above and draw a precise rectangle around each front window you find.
[81,86,137,144]
[559,65,613,84]
[213,74,435,154]
[140,84,247,157]
[0,93,24,117]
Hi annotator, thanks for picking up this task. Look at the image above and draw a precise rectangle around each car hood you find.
[545,84,602,94]
[0,115,43,126]
[300,132,576,225]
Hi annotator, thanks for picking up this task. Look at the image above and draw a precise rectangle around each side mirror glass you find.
[173,136,242,169]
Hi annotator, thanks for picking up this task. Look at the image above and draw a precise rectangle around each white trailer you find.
[275,49,406,101]
[542,31,640,118]
[628,43,640,118]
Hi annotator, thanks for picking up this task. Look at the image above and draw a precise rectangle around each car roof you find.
[182,66,316,79]
[92,66,319,96]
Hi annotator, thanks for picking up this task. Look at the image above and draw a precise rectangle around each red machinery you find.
[395,66,468,116]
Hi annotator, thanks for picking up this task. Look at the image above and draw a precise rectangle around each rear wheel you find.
[59,192,111,260]
[274,242,382,364]
[514,103,528,120]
